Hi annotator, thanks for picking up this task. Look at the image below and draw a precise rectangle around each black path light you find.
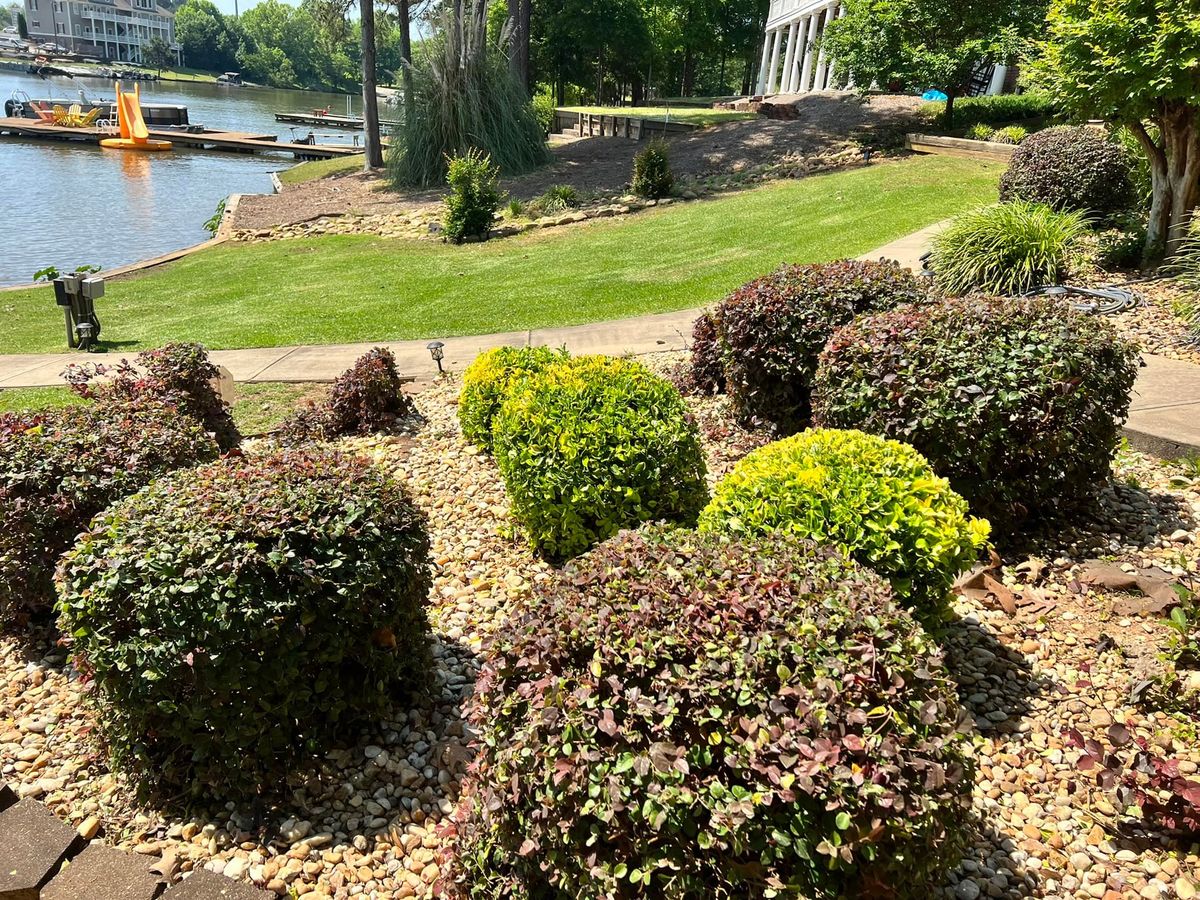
[426,340,446,374]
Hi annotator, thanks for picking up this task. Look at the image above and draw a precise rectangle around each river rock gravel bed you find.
[2,369,1199,898]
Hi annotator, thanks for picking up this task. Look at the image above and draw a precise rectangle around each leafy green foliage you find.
[525,184,580,217]
[1169,221,1200,345]
[531,89,556,136]
[813,296,1141,532]
[457,346,569,450]
[991,125,1029,145]
[703,259,924,429]
[281,347,416,441]
[999,126,1135,216]
[443,149,504,243]
[699,429,988,613]
[928,201,1089,295]
[0,401,219,623]
[966,123,996,142]
[492,356,707,560]
[631,139,674,199]
[923,91,1059,131]
[444,528,974,899]
[57,448,432,801]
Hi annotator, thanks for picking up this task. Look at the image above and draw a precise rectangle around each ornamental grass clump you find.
[0,401,219,625]
[282,347,416,441]
[443,528,973,899]
[457,345,569,450]
[699,428,988,614]
[813,296,1140,532]
[57,448,432,801]
[999,125,1135,217]
[492,356,707,560]
[700,259,924,429]
[928,201,1089,296]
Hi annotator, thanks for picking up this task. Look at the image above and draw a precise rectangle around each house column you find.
[987,63,1008,95]
[813,3,835,90]
[755,29,773,95]
[798,12,817,92]
[780,20,800,95]
[765,27,784,94]
[786,14,811,93]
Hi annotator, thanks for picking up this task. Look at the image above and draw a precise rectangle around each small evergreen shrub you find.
[813,296,1141,531]
[57,448,432,801]
[0,401,219,623]
[706,259,924,429]
[999,125,1135,217]
[65,341,239,450]
[282,348,416,441]
[928,201,1089,295]
[699,429,988,613]
[631,139,674,199]
[1088,217,1147,270]
[685,311,725,395]
[924,90,1058,130]
[966,123,995,142]
[492,356,707,560]
[531,89,556,136]
[444,148,502,243]
[991,125,1028,145]
[457,345,569,450]
[444,528,973,899]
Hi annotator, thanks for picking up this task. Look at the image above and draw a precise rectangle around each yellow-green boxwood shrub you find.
[457,345,569,450]
[699,428,989,613]
[57,447,432,801]
[492,355,707,560]
[443,528,973,899]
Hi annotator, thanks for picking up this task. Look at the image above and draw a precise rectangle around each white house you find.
[755,0,1012,97]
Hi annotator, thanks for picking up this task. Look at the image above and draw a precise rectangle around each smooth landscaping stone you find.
[42,843,160,900]
[0,798,79,899]
[161,868,270,899]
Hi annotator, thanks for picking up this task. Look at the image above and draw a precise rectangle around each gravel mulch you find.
[1111,279,1200,366]
[2,354,1200,899]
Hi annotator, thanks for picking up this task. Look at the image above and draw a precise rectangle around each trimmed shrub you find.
[928,201,1089,296]
[685,311,725,395]
[631,139,674,199]
[991,125,1029,145]
[444,148,503,243]
[0,401,219,623]
[65,342,239,450]
[57,448,432,801]
[457,345,568,450]
[706,259,924,429]
[924,90,1058,130]
[699,429,988,613]
[999,125,1135,217]
[444,528,973,899]
[282,348,416,441]
[492,356,707,560]
[813,296,1141,530]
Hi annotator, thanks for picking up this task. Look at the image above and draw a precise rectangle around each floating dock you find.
[275,111,401,129]
[0,117,362,159]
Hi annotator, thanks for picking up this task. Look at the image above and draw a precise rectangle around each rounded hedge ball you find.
[57,447,432,801]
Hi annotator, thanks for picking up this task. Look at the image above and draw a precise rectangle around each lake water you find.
[0,70,371,287]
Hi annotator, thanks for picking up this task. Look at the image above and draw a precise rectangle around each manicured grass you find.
[560,106,756,125]
[278,155,366,185]
[0,156,1001,354]
[0,386,81,413]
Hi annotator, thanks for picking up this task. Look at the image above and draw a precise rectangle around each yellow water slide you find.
[100,82,172,152]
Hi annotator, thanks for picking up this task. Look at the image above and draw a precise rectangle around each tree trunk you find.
[1131,105,1200,262]
[632,75,645,106]
[398,0,414,124]
[943,91,956,130]
[682,46,695,96]
[359,0,383,169]
[512,0,530,92]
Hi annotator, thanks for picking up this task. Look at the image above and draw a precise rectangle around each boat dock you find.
[275,111,401,129]
[0,117,362,159]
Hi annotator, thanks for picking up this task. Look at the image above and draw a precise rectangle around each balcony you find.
[766,0,833,29]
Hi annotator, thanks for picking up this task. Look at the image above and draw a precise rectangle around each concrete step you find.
[160,869,272,899]
[0,798,79,899]
[42,844,160,900]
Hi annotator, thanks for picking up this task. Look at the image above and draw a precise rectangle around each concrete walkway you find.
[1,222,1198,456]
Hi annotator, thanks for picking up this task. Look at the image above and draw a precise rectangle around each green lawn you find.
[560,106,756,125]
[0,156,1000,354]
[278,155,366,185]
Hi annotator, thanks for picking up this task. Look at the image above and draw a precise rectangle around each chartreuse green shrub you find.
[0,401,219,624]
[699,429,988,613]
[57,448,432,801]
[457,345,569,450]
[444,528,973,899]
[492,356,707,560]
[813,296,1140,532]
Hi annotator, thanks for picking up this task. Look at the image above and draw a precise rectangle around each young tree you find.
[1037,0,1200,260]
[823,0,1045,127]
[17,10,28,38]
[142,34,174,72]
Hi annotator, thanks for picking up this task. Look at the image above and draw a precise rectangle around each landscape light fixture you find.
[427,340,446,374]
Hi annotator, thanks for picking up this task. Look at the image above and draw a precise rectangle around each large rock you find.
[0,798,79,899]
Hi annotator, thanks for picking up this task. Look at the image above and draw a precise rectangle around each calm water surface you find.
[0,71,370,289]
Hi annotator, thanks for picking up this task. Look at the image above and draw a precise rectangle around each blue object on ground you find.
[922,90,948,101]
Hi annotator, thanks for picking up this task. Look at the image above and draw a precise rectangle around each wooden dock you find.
[0,117,362,159]
[275,111,400,129]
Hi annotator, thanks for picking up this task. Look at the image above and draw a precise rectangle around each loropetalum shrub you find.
[705,259,924,429]
[631,139,674,199]
[65,341,239,450]
[685,311,725,395]
[928,201,1089,296]
[457,345,568,450]
[283,347,416,441]
[0,401,219,624]
[999,125,1135,217]
[444,148,503,243]
[699,428,988,614]
[813,296,1141,531]
[57,448,432,801]
[443,528,973,899]
[492,355,707,560]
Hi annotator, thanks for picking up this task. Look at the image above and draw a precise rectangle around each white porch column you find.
[765,27,784,94]
[755,30,773,94]
[987,63,1009,96]
[797,13,817,92]
[786,15,811,93]
[780,21,800,95]
[813,4,834,90]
